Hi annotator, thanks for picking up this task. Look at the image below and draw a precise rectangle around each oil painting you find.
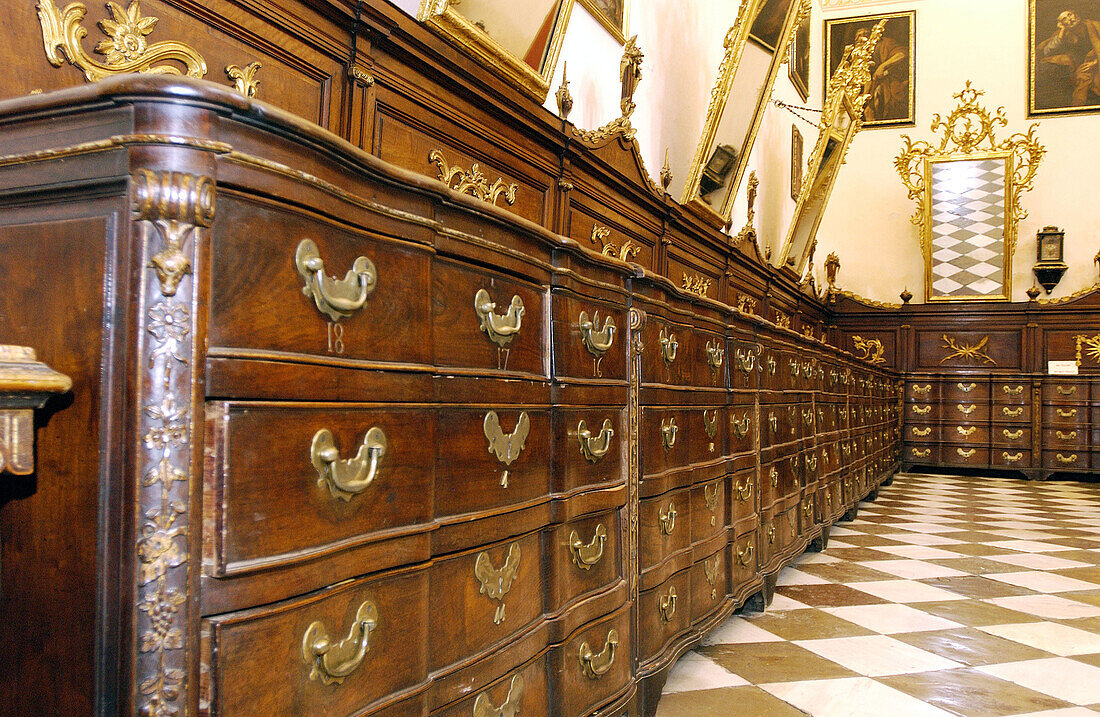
[578,0,626,43]
[825,11,915,127]
[1030,0,1100,115]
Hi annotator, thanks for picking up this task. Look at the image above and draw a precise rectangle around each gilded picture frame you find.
[825,10,915,128]
[577,0,628,44]
[788,7,811,101]
[1029,0,1100,116]
[791,124,803,200]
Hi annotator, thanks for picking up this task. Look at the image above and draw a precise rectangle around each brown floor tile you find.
[925,557,1022,574]
[773,583,889,608]
[918,575,1038,599]
[1049,537,1100,549]
[915,599,1041,626]
[843,522,908,534]
[936,531,1020,543]
[878,667,1072,716]
[699,641,857,683]
[832,534,909,547]
[892,627,1054,666]
[823,546,905,562]
[1054,615,1100,632]
[936,543,1023,557]
[1057,591,1100,608]
[796,561,902,583]
[1055,567,1100,583]
[1048,549,1100,563]
[654,685,809,717]
[744,608,877,641]
[1070,653,1100,669]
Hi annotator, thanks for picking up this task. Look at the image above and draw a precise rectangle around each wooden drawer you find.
[943,401,989,422]
[944,445,989,466]
[730,341,760,390]
[906,423,939,442]
[1043,427,1089,450]
[640,407,689,479]
[731,532,757,590]
[943,423,989,445]
[1043,381,1088,404]
[730,471,756,527]
[693,330,729,389]
[906,444,940,463]
[994,403,1031,423]
[204,403,433,586]
[550,607,632,717]
[992,425,1031,446]
[691,478,727,544]
[552,407,626,494]
[761,403,797,448]
[1043,450,1089,470]
[694,407,728,462]
[209,198,431,366]
[638,568,691,663]
[550,290,628,383]
[992,449,1031,468]
[641,316,691,387]
[433,655,548,717]
[202,567,428,716]
[545,510,622,613]
[942,380,989,401]
[1042,404,1087,426]
[428,531,543,671]
[995,381,1029,404]
[432,259,547,376]
[691,547,727,621]
[728,404,755,456]
[435,408,550,518]
[800,493,818,531]
[908,402,937,420]
[638,487,692,573]
[905,380,937,402]
[759,347,782,391]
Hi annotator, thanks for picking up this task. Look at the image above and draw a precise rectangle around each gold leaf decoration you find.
[225,61,261,98]
[590,224,640,262]
[681,273,712,297]
[1075,334,1100,367]
[940,334,996,366]
[428,149,517,206]
[851,335,886,365]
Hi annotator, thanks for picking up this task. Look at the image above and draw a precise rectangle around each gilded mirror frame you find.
[418,0,575,101]
[777,20,886,273]
[895,82,1045,302]
[680,0,811,222]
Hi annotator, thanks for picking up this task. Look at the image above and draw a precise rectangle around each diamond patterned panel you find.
[929,159,1007,298]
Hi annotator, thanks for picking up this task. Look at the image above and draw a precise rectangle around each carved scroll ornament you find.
[429,150,517,206]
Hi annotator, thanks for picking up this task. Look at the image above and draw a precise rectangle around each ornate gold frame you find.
[895,82,1045,302]
[777,20,884,273]
[680,0,810,222]
[418,0,575,102]
[823,11,915,128]
[576,0,629,44]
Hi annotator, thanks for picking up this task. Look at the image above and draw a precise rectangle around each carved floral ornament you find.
[36,0,262,97]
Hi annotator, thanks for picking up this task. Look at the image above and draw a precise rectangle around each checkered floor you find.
[657,473,1100,716]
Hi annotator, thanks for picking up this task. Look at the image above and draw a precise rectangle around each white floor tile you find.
[822,604,963,634]
[793,635,962,676]
[978,657,1100,704]
[661,651,749,693]
[979,622,1100,656]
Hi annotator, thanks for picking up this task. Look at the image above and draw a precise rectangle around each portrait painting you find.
[825,11,915,127]
[578,0,627,44]
[789,6,810,100]
[750,0,796,53]
[791,124,803,201]
[1030,0,1100,116]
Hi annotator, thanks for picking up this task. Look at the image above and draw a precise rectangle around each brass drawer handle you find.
[659,502,677,535]
[1003,385,1024,395]
[1003,452,1023,463]
[957,404,976,415]
[736,543,754,568]
[735,348,756,374]
[705,555,721,599]
[578,629,619,679]
[706,340,725,370]
[912,384,931,395]
[732,414,752,438]
[484,411,530,467]
[957,448,976,458]
[302,600,378,685]
[705,483,721,513]
[803,501,814,518]
[473,674,524,717]
[956,425,976,437]
[1003,429,1024,439]
[311,427,387,502]
[807,455,818,472]
[660,417,678,450]
[1057,385,1077,395]
[1057,408,1078,418]
[913,405,931,415]
[569,524,607,570]
[1057,430,1078,441]
[577,419,614,462]
[658,586,677,622]
[912,448,931,458]
[912,427,931,437]
[295,238,377,322]
[957,382,977,392]
[1057,453,1078,464]
[789,359,801,378]
[474,289,525,348]
[703,410,719,440]
[769,467,779,488]
[475,543,521,625]
[736,478,752,502]
[768,412,778,433]
[803,409,814,427]
[659,328,678,365]
[766,355,777,375]
[578,310,616,357]
[766,525,776,544]
[1003,406,1024,417]
[786,509,798,531]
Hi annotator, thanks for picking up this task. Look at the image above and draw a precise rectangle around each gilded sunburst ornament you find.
[96,1,158,65]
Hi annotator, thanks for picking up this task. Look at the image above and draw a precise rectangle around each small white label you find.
[1048,360,1079,376]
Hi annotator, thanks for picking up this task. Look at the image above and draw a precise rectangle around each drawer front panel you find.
[906,423,939,442]
[942,380,989,401]
[731,532,757,589]
[992,449,1031,468]
[693,407,728,462]
[432,260,547,376]
[638,488,692,572]
[642,317,691,386]
[1042,427,1089,450]
[209,200,432,365]
[428,532,543,670]
[694,331,729,389]
[433,655,548,717]
[204,569,427,716]
[994,382,1029,404]
[945,402,990,422]
[552,608,632,717]
[691,479,727,544]
[730,342,760,390]
[546,510,623,613]
[906,444,940,463]
[908,403,938,420]
[1042,382,1088,404]
[728,405,755,456]
[730,471,756,526]
[943,446,989,466]
[436,409,550,517]
[691,548,727,621]
[994,403,1032,423]
[943,424,990,445]
[209,404,433,575]
[1042,404,1087,426]
[638,569,691,662]
[992,426,1031,446]
[641,407,688,478]
[551,291,628,382]
[552,407,627,494]
[1043,450,1089,470]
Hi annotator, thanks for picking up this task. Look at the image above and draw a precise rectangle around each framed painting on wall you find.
[791,124,803,200]
[789,6,810,100]
[577,0,627,44]
[1030,0,1100,116]
[750,0,797,51]
[825,10,915,127]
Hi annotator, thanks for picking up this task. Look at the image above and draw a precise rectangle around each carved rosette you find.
[132,170,214,717]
